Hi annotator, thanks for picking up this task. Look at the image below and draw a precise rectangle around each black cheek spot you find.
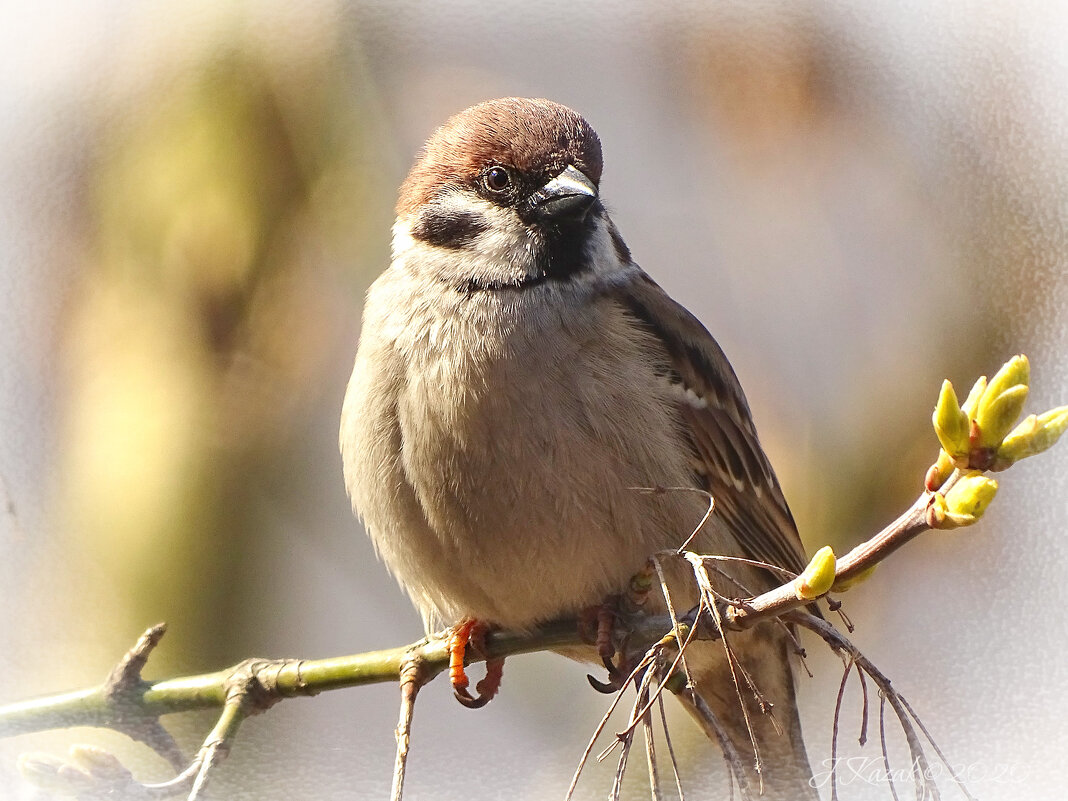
[411,207,489,248]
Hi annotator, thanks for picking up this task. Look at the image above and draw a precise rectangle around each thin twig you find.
[651,555,697,693]
[855,662,869,747]
[882,677,937,800]
[879,694,902,801]
[829,655,855,801]
[677,685,752,801]
[898,695,978,801]
[791,612,961,801]
[641,686,662,801]
[613,666,657,801]
[693,553,800,582]
[689,556,764,793]
[187,695,246,800]
[656,693,685,801]
[596,656,659,762]
[567,652,657,801]
[391,654,430,801]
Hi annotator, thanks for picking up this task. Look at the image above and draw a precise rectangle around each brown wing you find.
[612,271,808,578]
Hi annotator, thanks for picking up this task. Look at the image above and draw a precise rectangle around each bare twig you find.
[684,552,765,793]
[675,684,752,800]
[898,694,978,801]
[790,611,977,801]
[567,651,656,801]
[656,693,686,801]
[640,679,662,801]
[651,555,697,695]
[186,689,246,800]
[391,654,431,801]
[629,485,716,555]
[608,669,649,801]
[855,662,870,746]
[724,493,933,632]
[829,655,855,801]
[879,695,902,801]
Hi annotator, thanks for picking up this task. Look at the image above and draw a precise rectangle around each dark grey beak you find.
[530,165,598,222]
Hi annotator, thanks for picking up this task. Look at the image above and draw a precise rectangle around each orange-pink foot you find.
[448,619,504,709]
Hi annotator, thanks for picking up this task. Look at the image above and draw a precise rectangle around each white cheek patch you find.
[393,192,538,286]
[391,221,417,260]
[470,202,537,265]
[395,192,529,254]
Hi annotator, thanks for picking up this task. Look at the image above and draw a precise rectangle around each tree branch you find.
[3,355,1064,798]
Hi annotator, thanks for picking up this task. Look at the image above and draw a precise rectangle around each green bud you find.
[998,405,1068,464]
[1036,405,1068,446]
[997,414,1039,465]
[933,380,970,462]
[942,472,998,527]
[974,355,1029,448]
[794,545,836,600]
[976,384,1029,449]
[961,375,988,419]
[982,355,1030,408]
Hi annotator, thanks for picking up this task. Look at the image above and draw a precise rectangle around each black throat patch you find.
[531,202,600,283]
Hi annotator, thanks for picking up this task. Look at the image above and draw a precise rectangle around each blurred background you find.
[2,1,1066,799]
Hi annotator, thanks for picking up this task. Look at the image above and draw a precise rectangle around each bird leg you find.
[585,564,659,693]
[448,619,504,709]
[582,597,631,694]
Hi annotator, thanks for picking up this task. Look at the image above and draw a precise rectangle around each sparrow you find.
[341,97,815,798]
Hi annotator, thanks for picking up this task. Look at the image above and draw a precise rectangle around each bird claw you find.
[586,672,618,694]
[453,685,492,709]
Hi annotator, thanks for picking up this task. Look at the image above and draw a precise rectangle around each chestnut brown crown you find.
[396,98,603,218]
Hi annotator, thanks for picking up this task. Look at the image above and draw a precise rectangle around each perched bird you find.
[341,97,815,798]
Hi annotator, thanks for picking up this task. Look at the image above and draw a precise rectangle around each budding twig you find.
[4,354,1064,799]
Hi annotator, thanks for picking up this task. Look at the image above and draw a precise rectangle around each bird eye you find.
[483,166,511,193]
